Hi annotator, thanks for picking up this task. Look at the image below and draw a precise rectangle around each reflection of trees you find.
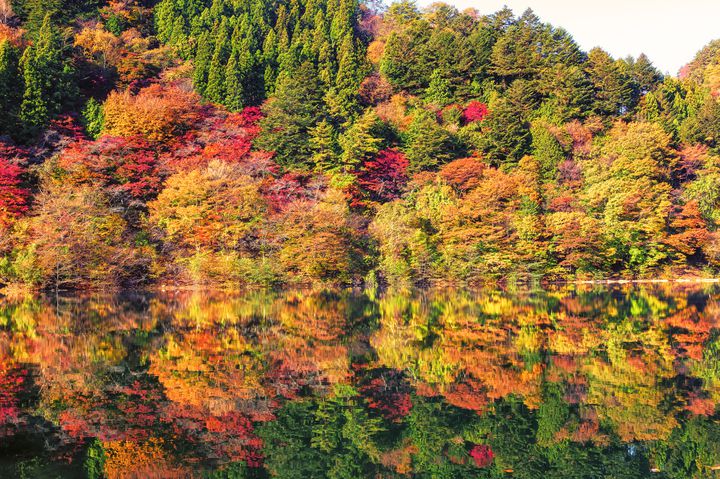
[1,285,720,476]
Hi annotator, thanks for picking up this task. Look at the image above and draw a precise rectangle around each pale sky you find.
[416,0,720,76]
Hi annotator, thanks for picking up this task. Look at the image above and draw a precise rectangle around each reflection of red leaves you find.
[686,393,716,416]
[359,370,413,422]
[0,367,26,427]
[469,444,494,468]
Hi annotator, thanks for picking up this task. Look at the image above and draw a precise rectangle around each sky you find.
[415,0,720,76]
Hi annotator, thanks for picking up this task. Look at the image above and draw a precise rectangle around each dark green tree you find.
[0,40,21,135]
[256,62,324,168]
[405,108,457,172]
[19,14,75,135]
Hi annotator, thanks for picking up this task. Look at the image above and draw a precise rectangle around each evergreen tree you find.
[204,19,231,104]
[338,109,383,172]
[81,97,104,139]
[585,48,638,117]
[424,69,453,107]
[325,34,363,125]
[224,49,244,112]
[192,30,213,96]
[530,122,565,182]
[479,97,532,166]
[0,40,21,135]
[310,119,340,171]
[19,14,74,135]
[405,109,456,172]
[256,62,324,168]
[630,53,663,94]
[380,23,433,93]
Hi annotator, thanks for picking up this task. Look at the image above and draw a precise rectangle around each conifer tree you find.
[224,49,244,111]
[204,19,230,104]
[425,69,453,107]
[81,97,104,139]
[0,40,21,135]
[405,109,456,171]
[338,109,383,172]
[193,30,213,96]
[19,14,74,134]
[310,119,340,171]
[530,122,565,182]
[256,62,324,168]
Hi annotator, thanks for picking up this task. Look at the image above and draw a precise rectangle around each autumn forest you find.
[1,0,720,289]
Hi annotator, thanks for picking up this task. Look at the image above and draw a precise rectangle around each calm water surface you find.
[1,285,720,478]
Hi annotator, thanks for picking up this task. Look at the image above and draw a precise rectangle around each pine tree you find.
[530,122,565,182]
[204,19,230,104]
[424,69,453,106]
[192,30,213,96]
[81,97,104,139]
[325,34,363,124]
[405,109,456,171]
[585,48,638,117]
[479,97,532,166]
[631,53,663,94]
[224,49,244,112]
[0,40,21,135]
[19,14,74,135]
[310,119,340,171]
[338,109,383,172]
[256,62,324,168]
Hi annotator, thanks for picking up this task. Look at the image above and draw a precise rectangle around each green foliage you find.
[81,98,104,139]
[405,109,456,171]
[256,62,324,168]
[0,40,21,136]
[84,439,106,479]
[19,14,75,136]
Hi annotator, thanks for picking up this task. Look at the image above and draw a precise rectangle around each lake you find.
[1,285,720,478]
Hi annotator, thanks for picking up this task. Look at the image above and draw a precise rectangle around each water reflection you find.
[1,285,720,477]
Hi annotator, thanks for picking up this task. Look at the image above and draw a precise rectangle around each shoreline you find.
[574,278,720,285]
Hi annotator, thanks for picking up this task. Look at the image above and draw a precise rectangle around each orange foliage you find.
[103,439,185,479]
[103,83,199,143]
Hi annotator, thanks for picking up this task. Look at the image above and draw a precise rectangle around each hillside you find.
[1,0,720,289]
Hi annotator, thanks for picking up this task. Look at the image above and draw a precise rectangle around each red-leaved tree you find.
[462,101,489,125]
[0,142,29,228]
[355,148,409,206]
[469,444,494,468]
[58,136,161,201]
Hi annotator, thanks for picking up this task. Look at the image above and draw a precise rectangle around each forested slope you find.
[2,0,720,288]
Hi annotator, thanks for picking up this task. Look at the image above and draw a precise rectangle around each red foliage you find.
[548,195,578,213]
[237,106,264,130]
[50,115,88,142]
[462,101,489,125]
[354,148,409,206]
[676,144,709,181]
[469,444,494,468]
[261,171,324,213]
[160,107,265,174]
[359,370,413,422]
[59,136,161,200]
[0,142,29,227]
[0,367,27,431]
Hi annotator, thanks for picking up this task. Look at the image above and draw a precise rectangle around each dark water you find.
[1,285,720,478]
